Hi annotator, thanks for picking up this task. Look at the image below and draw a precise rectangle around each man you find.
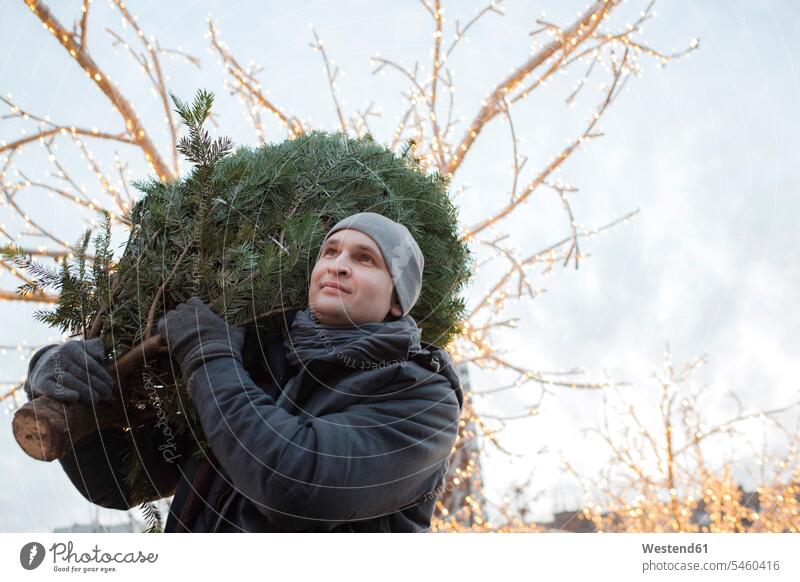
[24,212,463,532]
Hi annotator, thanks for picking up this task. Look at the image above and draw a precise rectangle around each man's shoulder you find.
[393,346,463,409]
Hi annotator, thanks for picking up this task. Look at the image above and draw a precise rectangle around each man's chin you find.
[309,301,353,326]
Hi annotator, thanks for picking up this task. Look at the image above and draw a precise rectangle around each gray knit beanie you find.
[318,212,425,316]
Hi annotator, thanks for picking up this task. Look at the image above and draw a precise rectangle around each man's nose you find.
[328,256,351,275]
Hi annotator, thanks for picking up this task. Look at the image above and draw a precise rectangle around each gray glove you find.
[23,338,115,405]
[157,297,245,385]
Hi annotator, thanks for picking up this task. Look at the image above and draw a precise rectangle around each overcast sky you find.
[1,0,798,531]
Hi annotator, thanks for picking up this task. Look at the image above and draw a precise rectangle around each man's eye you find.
[360,255,373,263]
[324,248,337,256]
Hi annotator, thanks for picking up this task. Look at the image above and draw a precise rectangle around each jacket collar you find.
[281,307,423,369]
[277,308,464,412]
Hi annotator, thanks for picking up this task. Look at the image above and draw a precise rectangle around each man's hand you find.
[157,297,245,385]
[24,338,114,404]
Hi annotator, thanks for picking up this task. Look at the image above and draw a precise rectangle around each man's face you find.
[308,229,403,326]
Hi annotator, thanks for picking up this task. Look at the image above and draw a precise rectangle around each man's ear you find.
[389,289,403,318]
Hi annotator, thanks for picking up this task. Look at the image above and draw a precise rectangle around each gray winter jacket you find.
[24,310,463,532]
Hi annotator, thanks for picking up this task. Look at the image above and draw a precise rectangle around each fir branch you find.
[139,501,163,533]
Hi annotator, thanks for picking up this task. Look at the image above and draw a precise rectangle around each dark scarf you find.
[282,307,422,370]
